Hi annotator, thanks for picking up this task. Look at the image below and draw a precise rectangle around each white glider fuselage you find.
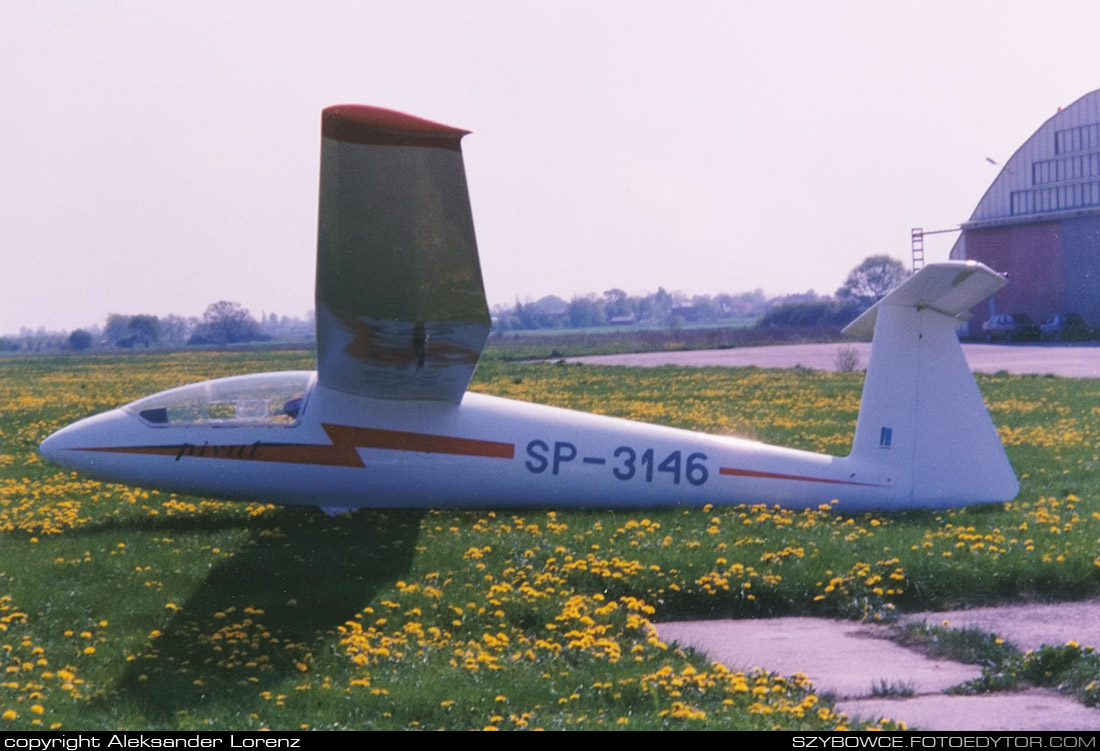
[41,380,900,512]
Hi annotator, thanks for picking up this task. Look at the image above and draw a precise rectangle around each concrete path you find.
[568,342,1100,378]
[659,601,1100,731]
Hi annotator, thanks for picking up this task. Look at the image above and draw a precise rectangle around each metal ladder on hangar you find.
[911,228,925,271]
[910,226,961,272]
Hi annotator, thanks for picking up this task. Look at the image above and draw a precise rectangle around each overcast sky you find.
[4,1,1100,333]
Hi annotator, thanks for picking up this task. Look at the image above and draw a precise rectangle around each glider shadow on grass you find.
[109,507,423,723]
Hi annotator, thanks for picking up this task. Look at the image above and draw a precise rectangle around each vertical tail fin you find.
[843,262,1019,507]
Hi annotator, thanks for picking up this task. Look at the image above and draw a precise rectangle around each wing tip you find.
[322,105,470,148]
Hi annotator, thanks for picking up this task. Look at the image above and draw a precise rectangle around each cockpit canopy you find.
[123,371,315,427]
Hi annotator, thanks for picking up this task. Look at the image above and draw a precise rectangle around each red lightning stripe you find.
[718,467,885,487]
[75,424,515,467]
[323,424,514,460]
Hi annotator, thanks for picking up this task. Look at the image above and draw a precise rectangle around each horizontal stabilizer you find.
[842,262,1007,339]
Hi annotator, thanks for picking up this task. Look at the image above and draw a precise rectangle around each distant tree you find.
[566,295,605,328]
[125,314,161,348]
[757,300,862,329]
[160,314,193,346]
[509,297,531,330]
[103,314,131,347]
[836,255,908,307]
[189,301,265,345]
[20,326,66,352]
[68,329,93,351]
[634,295,658,324]
[603,288,632,319]
[512,295,567,329]
[490,302,517,333]
[653,287,673,322]
[717,289,768,318]
[631,287,672,324]
[690,294,719,321]
[530,295,567,315]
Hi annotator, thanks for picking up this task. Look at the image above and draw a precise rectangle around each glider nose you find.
[38,430,62,465]
[37,421,84,466]
[38,409,132,471]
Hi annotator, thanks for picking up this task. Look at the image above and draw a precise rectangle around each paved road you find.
[568,342,1100,378]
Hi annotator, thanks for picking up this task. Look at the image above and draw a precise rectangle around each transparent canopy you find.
[123,371,315,427]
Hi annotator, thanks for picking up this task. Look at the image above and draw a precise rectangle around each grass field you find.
[483,324,846,361]
[2,351,1100,729]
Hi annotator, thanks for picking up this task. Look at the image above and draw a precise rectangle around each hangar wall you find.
[960,222,1063,322]
[1062,214,1100,324]
[950,89,1100,334]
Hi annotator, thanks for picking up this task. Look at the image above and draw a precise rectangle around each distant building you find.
[951,89,1100,333]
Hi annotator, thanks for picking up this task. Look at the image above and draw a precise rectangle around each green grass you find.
[483,324,845,360]
[895,623,1019,666]
[902,625,1100,707]
[870,680,915,698]
[490,318,759,338]
[3,351,1100,728]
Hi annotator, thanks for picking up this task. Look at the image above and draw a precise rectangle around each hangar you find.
[950,88,1100,335]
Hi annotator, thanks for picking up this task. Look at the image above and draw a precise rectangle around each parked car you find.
[981,313,1039,342]
[1040,313,1091,341]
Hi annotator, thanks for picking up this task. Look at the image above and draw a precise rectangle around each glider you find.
[39,105,1019,512]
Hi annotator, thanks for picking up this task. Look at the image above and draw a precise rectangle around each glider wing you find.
[315,105,490,403]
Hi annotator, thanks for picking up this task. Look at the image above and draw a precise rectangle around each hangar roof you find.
[966,89,1100,228]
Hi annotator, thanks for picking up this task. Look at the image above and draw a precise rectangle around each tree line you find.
[3,256,907,351]
[492,287,775,332]
[494,256,908,333]
[2,302,314,353]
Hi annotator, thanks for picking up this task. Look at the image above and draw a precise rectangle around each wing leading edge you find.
[316,105,490,403]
